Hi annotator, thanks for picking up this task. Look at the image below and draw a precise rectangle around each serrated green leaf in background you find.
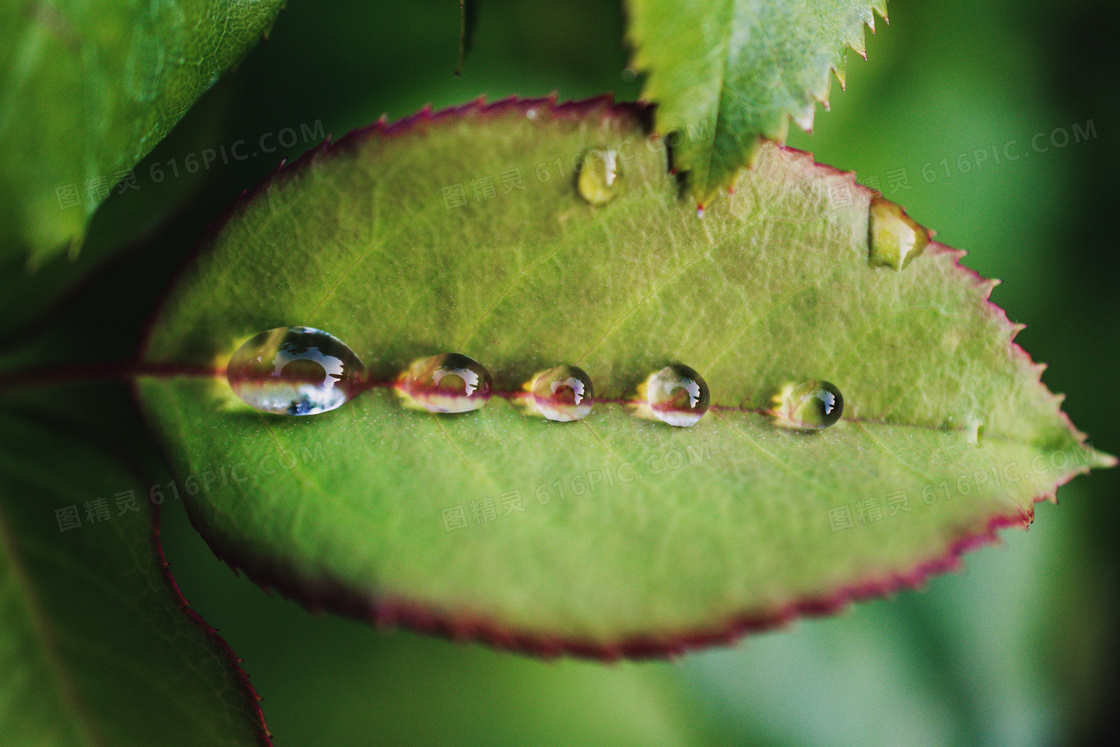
[625,0,887,205]
[137,98,1111,657]
[0,405,269,745]
[0,0,285,266]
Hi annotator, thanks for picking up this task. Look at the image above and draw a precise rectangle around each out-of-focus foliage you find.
[1,0,1117,744]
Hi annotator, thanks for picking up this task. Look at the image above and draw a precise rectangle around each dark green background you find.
[10,0,1118,743]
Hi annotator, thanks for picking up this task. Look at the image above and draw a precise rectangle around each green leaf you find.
[0,0,285,266]
[0,76,231,339]
[136,98,1112,657]
[624,0,887,205]
[0,405,269,745]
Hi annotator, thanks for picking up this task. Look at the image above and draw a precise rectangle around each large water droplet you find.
[577,147,624,205]
[226,327,366,415]
[530,365,594,422]
[868,196,930,270]
[772,380,843,430]
[644,363,710,427]
[399,353,492,413]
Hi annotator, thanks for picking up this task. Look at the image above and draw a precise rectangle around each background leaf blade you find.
[625,0,887,203]
[0,0,285,265]
[0,405,269,745]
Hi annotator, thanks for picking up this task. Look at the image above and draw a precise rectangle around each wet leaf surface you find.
[137,98,1111,657]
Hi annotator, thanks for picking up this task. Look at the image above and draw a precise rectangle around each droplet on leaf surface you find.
[530,365,595,422]
[772,380,844,430]
[643,363,710,427]
[577,147,624,205]
[868,196,930,270]
[399,353,492,413]
[226,327,366,415]
[965,415,984,446]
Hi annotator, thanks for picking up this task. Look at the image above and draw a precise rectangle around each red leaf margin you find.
[153,505,272,744]
[136,95,1114,661]
[0,404,272,742]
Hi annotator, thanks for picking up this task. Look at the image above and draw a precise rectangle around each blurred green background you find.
[14,0,1118,743]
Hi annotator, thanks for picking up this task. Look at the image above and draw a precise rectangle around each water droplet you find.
[643,363,710,427]
[577,147,624,205]
[226,327,366,415]
[772,380,844,430]
[530,365,594,422]
[868,196,930,270]
[399,353,492,413]
[965,416,984,446]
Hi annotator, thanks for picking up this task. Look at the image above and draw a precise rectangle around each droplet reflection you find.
[577,147,624,205]
[868,196,930,270]
[399,353,492,413]
[643,363,710,427]
[226,326,365,415]
[772,380,843,430]
[530,365,595,421]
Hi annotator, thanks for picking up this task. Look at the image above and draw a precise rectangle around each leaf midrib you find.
[697,0,737,196]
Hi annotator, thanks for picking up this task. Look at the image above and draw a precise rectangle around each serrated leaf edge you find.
[153,507,273,745]
[624,0,889,205]
[135,96,1113,660]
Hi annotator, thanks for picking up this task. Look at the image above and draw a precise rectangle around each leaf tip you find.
[790,105,816,132]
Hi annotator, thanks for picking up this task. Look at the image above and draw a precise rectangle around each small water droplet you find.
[643,363,710,427]
[226,327,365,415]
[399,353,492,413]
[868,196,930,270]
[772,380,844,430]
[965,416,984,446]
[529,365,594,422]
[577,147,624,205]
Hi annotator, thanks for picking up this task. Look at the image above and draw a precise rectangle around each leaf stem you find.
[0,362,215,394]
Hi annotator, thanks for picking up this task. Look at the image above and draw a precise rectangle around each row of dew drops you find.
[227,327,843,430]
[221,145,935,430]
